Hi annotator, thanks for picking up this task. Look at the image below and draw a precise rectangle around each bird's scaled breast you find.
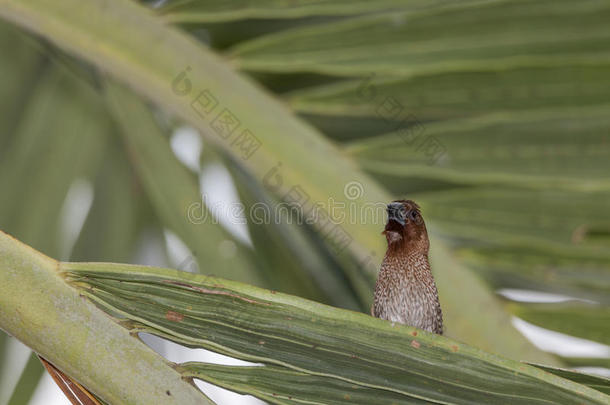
[373,262,442,334]
[385,276,438,329]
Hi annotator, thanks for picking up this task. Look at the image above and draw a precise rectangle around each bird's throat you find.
[385,230,403,246]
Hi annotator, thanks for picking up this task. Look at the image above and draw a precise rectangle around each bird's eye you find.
[410,211,418,220]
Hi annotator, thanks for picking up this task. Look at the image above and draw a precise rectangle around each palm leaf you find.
[59,260,607,404]
[345,108,610,191]
[2,230,606,404]
[0,230,213,404]
[158,0,465,23]
[5,353,45,405]
[105,81,264,286]
[1,0,609,401]
[510,303,610,345]
[229,0,610,75]
[0,0,558,363]
[530,364,610,396]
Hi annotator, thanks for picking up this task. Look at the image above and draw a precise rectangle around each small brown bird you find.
[372,200,443,334]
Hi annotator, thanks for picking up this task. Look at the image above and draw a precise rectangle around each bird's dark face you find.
[384,200,429,251]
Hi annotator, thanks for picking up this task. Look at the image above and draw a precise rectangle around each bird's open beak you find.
[387,202,406,226]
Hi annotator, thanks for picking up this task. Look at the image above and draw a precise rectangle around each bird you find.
[372,200,443,334]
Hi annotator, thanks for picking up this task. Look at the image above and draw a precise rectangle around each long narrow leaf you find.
[510,303,610,346]
[345,107,610,192]
[229,162,361,307]
[0,230,213,404]
[104,81,264,286]
[182,362,428,404]
[6,352,44,405]
[71,139,143,263]
[158,0,466,23]
[0,21,45,157]
[0,65,108,258]
[288,66,610,121]
[457,245,610,305]
[531,364,610,396]
[229,0,610,75]
[63,262,609,404]
[0,0,560,362]
[416,187,610,255]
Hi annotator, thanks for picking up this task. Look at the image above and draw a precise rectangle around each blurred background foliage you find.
[0,0,609,403]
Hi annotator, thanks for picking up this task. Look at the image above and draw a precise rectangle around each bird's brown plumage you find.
[372,200,443,334]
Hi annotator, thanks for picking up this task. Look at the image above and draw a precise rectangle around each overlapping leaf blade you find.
[0,231,212,404]
[531,365,610,396]
[0,0,564,363]
[561,358,610,371]
[229,163,362,309]
[0,65,109,258]
[416,187,610,255]
[345,107,610,191]
[510,303,610,346]
[1,0,608,399]
[229,0,610,75]
[287,66,610,121]
[182,363,428,404]
[5,353,44,405]
[104,82,264,286]
[457,245,610,305]
[71,139,144,263]
[0,22,45,157]
[158,0,464,23]
[63,263,609,404]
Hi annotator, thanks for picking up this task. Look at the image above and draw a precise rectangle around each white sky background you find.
[2,127,607,405]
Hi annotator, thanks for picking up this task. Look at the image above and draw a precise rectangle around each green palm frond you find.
[0,0,608,402]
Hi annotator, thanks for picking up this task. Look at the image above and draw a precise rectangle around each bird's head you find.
[383,200,429,252]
